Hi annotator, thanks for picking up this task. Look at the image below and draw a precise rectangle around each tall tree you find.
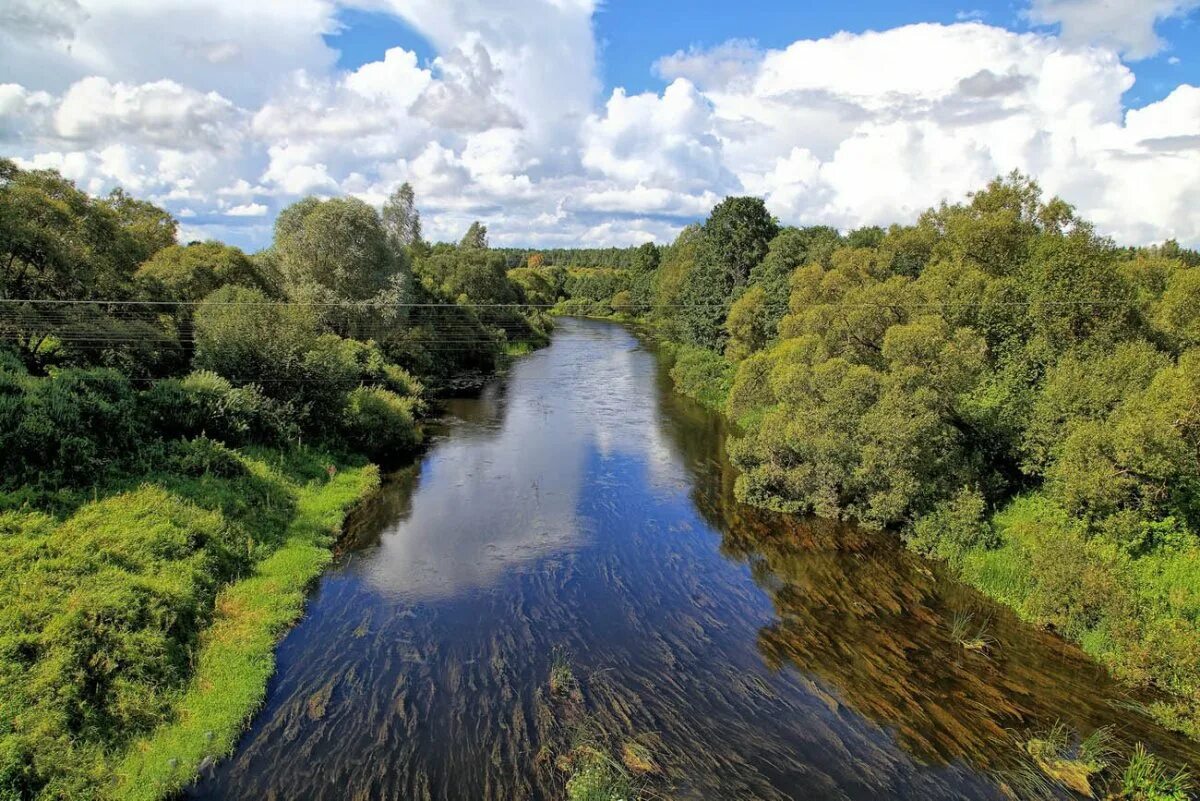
[676,197,779,350]
[273,196,400,302]
[460,221,489,250]
[382,183,423,249]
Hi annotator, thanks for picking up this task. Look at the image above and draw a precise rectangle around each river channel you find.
[188,317,1199,801]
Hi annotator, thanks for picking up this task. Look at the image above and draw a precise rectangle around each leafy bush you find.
[665,343,735,412]
[141,371,297,446]
[168,436,247,478]
[0,368,141,487]
[905,487,994,566]
[339,386,421,459]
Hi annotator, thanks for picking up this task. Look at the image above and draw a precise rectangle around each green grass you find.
[0,444,379,800]
[957,493,1200,739]
[111,454,377,800]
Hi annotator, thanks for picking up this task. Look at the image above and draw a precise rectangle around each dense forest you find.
[0,160,547,800]
[517,176,1200,756]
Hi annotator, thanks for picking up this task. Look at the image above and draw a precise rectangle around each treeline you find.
[494,246,662,271]
[0,161,546,799]
[531,176,1200,753]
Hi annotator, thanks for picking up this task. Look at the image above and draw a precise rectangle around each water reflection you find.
[188,318,1199,801]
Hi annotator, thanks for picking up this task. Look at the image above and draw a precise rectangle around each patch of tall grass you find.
[0,444,378,800]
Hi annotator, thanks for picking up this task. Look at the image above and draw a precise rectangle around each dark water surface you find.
[190,318,1198,801]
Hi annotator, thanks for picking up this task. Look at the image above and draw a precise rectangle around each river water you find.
[189,317,1198,801]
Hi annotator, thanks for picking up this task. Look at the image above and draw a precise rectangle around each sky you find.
[1,0,1199,250]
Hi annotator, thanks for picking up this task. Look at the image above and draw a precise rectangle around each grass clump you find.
[1118,744,1194,801]
[1022,722,1114,797]
[563,746,636,801]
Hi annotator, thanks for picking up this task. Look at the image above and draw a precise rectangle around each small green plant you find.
[549,646,577,697]
[565,747,634,801]
[948,611,996,653]
[1118,744,1193,801]
[1021,722,1112,798]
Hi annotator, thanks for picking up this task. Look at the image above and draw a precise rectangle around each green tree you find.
[460,221,489,250]
[137,242,268,303]
[273,196,401,301]
[382,182,423,250]
[747,226,843,343]
[676,197,779,349]
[192,286,319,389]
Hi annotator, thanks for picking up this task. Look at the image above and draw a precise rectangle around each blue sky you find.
[329,1,1200,106]
[4,0,1200,249]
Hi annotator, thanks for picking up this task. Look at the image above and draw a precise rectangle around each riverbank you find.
[111,450,380,801]
[655,332,1200,752]
[0,446,379,800]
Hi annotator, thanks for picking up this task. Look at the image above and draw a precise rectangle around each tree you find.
[136,242,268,303]
[0,161,177,370]
[101,187,178,266]
[273,197,401,302]
[192,285,320,389]
[460,221,489,250]
[382,183,423,250]
[675,197,780,350]
[747,226,843,342]
[628,241,660,315]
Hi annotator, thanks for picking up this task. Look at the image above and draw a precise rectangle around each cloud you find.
[411,39,522,132]
[583,79,737,194]
[0,0,86,40]
[54,77,243,149]
[0,1,340,109]
[2,5,1200,250]
[654,39,763,90]
[1025,0,1200,60]
[224,202,267,216]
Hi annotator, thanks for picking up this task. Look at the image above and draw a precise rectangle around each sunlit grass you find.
[0,444,378,800]
[110,456,378,800]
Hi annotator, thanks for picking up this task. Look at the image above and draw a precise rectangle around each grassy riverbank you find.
[0,446,378,800]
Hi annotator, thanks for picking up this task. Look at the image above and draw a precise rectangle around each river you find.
[188,317,1199,801]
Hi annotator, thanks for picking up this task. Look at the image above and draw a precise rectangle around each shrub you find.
[339,387,421,459]
[142,371,297,447]
[168,437,247,478]
[906,487,995,566]
[0,368,142,486]
[666,343,735,412]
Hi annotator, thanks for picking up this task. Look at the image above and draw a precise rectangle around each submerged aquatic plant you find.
[550,646,579,699]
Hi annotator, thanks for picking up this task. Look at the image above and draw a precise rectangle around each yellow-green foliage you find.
[0,447,378,800]
[340,386,422,459]
[662,342,735,412]
[644,175,1200,737]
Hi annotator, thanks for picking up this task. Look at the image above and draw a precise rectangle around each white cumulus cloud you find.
[1,1,1199,249]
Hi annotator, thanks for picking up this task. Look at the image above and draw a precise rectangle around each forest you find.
[518,176,1200,754]
[0,161,547,799]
